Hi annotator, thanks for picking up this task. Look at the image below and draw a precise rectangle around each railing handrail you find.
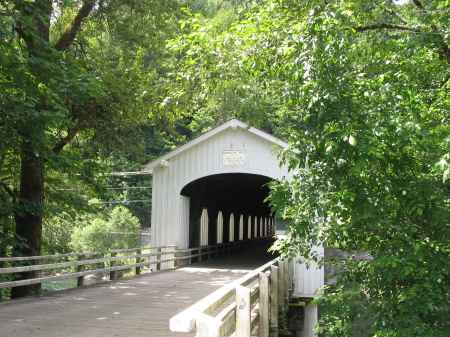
[169,256,295,337]
[170,257,280,333]
[0,237,274,292]
[0,250,180,274]
[0,246,178,262]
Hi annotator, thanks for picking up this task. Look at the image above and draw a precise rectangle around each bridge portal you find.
[181,173,271,248]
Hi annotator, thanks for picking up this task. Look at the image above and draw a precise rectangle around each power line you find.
[98,200,152,204]
[107,171,151,176]
[107,187,151,190]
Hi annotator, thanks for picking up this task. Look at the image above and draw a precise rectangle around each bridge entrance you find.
[180,173,272,248]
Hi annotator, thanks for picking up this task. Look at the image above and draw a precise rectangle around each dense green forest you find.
[1,0,449,335]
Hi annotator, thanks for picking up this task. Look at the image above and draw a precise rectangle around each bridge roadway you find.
[0,241,277,337]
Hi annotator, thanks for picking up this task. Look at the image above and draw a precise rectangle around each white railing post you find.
[196,313,222,337]
[270,265,279,337]
[278,261,285,311]
[236,285,251,337]
[259,272,270,337]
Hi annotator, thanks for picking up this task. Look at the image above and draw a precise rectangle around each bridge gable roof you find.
[144,119,288,173]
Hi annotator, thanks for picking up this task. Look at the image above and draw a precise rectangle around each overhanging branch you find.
[0,178,17,204]
[53,0,96,52]
[353,23,422,33]
[371,0,409,26]
[52,118,85,154]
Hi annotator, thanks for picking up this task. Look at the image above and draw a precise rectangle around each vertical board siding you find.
[180,196,190,248]
[293,245,325,298]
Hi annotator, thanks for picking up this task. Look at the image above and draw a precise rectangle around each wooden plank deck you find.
[0,242,277,337]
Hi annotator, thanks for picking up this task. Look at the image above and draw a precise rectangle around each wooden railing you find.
[170,257,294,337]
[0,236,274,293]
[0,246,177,290]
[179,236,274,265]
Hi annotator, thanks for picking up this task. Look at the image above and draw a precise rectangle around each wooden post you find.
[77,255,85,287]
[270,265,279,337]
[260,218,263,238]
[135,249,141,275]
[110,252,116,280]
[196,313,222,337]
[259,272,270,337]
[236,285,251,337]
[278,261,285,311]
[285,260,292,300]
[156,247,161,270]
[173,246,179,268]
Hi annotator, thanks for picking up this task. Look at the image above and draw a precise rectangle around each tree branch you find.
[412,0,427,12]
[371,0,409,26]
[353,23,422,33]
[53,0,96,52]
[52,118,85,154]
[0,178,17,204]
[14,25,34,50]
[411,0,450,66]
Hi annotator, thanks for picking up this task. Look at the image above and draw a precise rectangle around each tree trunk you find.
[9,0,95,299]
[11,148,44,299]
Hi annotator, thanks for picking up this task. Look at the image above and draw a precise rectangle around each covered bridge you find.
[144,119,323,305]
[144,119,290,250]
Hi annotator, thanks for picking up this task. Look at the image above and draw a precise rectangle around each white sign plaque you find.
[222,150,246,166]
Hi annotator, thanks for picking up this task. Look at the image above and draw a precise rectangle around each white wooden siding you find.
[293,245,325,298]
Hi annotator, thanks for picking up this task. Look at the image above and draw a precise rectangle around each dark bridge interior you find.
[180,173,273,248]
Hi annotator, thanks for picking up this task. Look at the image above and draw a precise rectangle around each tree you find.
[167,0,450,335]
[0,0,185,298]
[70,205,141,252]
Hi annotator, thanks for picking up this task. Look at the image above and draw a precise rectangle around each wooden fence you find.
[0,236,274,292]
[170,258,294,337]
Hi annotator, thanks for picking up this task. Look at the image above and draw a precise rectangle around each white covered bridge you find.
[144,119,324,334]
[144,119,289,250]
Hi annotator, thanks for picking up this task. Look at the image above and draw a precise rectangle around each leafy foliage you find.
[168,0,450,335]
[70,204,141,253]
[0,0,187,297]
